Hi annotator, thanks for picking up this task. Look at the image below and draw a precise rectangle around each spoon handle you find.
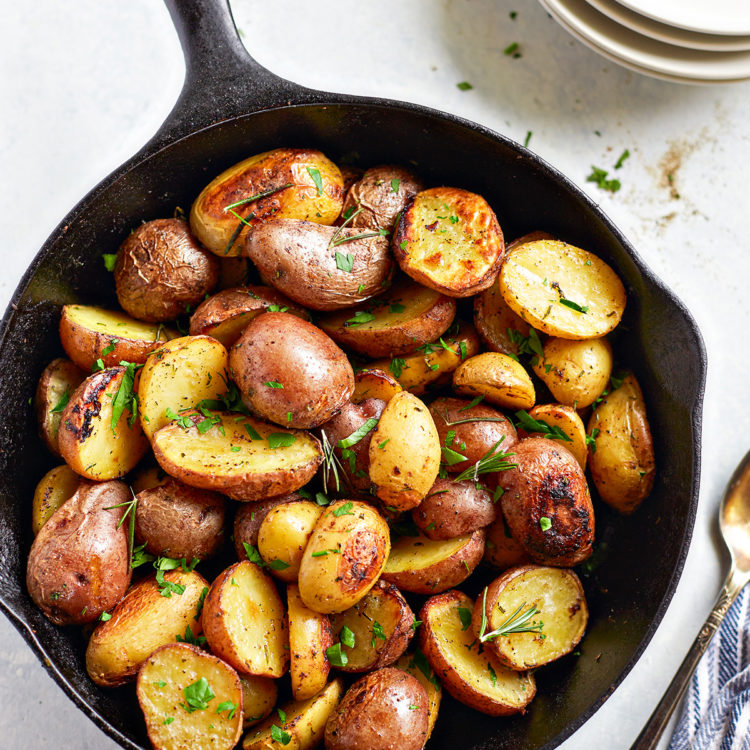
[630,570,747,750]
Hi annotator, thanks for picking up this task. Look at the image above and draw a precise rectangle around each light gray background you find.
[1,0,749,747]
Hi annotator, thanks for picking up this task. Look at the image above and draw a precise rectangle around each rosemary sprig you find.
[439,411,509,428]
[320,429,350,494]
[331,229,388,247]
[453,438,516,482]
[514,410,572,442]
[223,183,294,212]
[104,487,138,568]
[478,588,544,642]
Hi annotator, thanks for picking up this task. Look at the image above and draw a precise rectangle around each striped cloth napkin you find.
[670,584,750,750]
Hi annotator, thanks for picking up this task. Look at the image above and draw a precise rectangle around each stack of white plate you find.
[539,0,750,83]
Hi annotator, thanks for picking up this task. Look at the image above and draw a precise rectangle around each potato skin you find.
[324,668,429,750]
[35,358,84,455]
[353,369,402,404]
[453,352,536,411]
[114,218,219,322]
[32,464,80,535]
[498,437,594,566]
[26,480,132,625]
[233,493,304,556]
[483,514,531,570]
[134,478,227,560]
[230,312,355,429]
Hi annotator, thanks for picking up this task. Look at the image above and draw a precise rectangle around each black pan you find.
[0,2,706,748]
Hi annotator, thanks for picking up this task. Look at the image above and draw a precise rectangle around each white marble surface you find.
[1,0,749,747]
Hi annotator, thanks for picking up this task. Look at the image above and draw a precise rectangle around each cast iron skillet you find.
[0,1,706,748]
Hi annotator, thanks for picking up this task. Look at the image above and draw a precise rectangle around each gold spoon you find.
[631,449,750,749]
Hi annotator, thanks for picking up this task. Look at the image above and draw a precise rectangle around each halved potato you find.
[86,569,209,687]
[330,580,415,672]
[394,650,442,744]
[240,675,277,728]
[588,374,655,513]
[59,304,174,371]
[190,147,343,256]
[473,279,531,357]
[499,239,626,339]
[35,358,85,455]
[393,187,504,297]
[352,368,402,404]
[318,279,456,357]
[288,583,334,700]
[58,366,148,480]
[202,560,288,677]
[453,352,535,411]
[31,464,80,535]
[138,335,229,441]
[137,643,243,750]
[233,494,304,555]
[472,565,588,670]
[382,529,485,594]
[152,412,322,502]
[243,677,344,750]
[418,590,535,716]
[523,404,588,470]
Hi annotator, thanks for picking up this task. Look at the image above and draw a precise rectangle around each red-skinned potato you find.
[35,358,85,455]
[233,493,304,556]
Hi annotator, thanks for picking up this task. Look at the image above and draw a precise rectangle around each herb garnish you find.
[586,166,621,193]
[391,178,400,193]
[176,624,207,647]
[453,438,516,482]
[181,677,214,713]
[559,298,589,314]
[524,131,532,148]
[104,487,138,568]
[102,253,118,272]
[614,149,630,169]
[389,357,407,378]
[478,587,544,642]
[335,251,354,272]
[50,389,70,414]
[338,418,379,449]
[457,81,473,91]
[267,433,296,449]
[332,501,354,517]
[221,183,294,254]
[326,642,348,668]
[540,516,552,531]
[457,607,473,631]
[306,167,323,196]
[514,410,572,441]
[110,361,141,434]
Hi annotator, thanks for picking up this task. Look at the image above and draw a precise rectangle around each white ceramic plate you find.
[586,0,750,51]
[617,0,750,36]
[541,0,750,81]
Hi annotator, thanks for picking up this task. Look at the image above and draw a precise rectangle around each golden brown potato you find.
[499,239,626,339]
[341,165,423,232]
[202,560,288,677]
[58,366,149,480]
[59,304,173,371]
[288,583,334,700]
[330,580,415,673]
[453,352,535,411]
[318,278,456,358]
[368,391,440,511]
[31,464,80,535]
[324,668,429,750]
[382,529,485,594]
[152,412,322,502]
[26,480,132,625]
[191,147,343,256]
[189,286,309,348]
[393,187,504,298]
[114,218,219,322]
[340,165,364,196]
[240,675,277,728]
[233,493,304,555]
[298,500,390,614]
[245,219,392,310]
[137,643,243,750]
[131,463,170,493]
[472,565,588,670]
[498,437,594,566]
[483,512,531,570]
[418,590,535,716]
[412,478,497,540]
[524,403,588,470]
[588,374,655,513]
[473,281,531,357]
[393,651,442,743]
[134,479,227,560]
[532,336,613,408]
[86,568,209,686]
[352,368,402,404]
[230,312,354,430]
[428,396,517,474]
[35,358,84,455]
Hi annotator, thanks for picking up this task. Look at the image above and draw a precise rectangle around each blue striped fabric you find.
[670,585,750,750]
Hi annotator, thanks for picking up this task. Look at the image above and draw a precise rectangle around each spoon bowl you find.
[721,449,750,575]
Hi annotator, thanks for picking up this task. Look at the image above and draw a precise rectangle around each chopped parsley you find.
[306,166,323,196]
[614,149,630,169]
[456,81,473,91]
[346,310,375,327]
[335,251,354,273]
[540,516,552,531]
[389,357,407,378]
[586,166,621,193]
[264,381,284,389]
[325,642,348,668]
[391,178,400,193]
[457,607,473,631]
[267,433,296,449]
[102,253,118,272]
[332,501,354,517]
[181,677,214,713]
[50,389,70,414]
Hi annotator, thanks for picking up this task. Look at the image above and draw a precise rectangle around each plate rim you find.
[617,0,750,36]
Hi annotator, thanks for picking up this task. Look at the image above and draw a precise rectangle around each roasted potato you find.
[202,560,288,677]
[330,580,415,672]
[298,500,390,614]
[191,147,343,256]
[245,219,392,310]
[418,590,535,716]
[393,187,504,298]
[26,480,132,625]
[382,529,485,594]
[524,403,588,470]
[189,286,309,347]
[483,515,531,570]
[588,374,655,513]
[394,651,442,743]
[498,437,594,566]
[240,674,277,728]
[453,352,536,411]
[59,304,173,370]
[318,278,456,358]
[499,238,626,339]
[31,464,80,535]
[230,312,354,429]
[218,256,251,290]
[340,165,364,195]
[58,366,148,480]
[473,280,532,357]
[472,565,588,670]
[114,218,219,322]
[352,368,402,404]
[35,358,84,455]
[324,668,429,750]
[131,463,170,493]
[137,643,243,750]
[341,165,423,232]
[368,391,440,511]
[86,568,209,686]
[233,493,304,555]
[134,478,227,559]
[152,412,322,502]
